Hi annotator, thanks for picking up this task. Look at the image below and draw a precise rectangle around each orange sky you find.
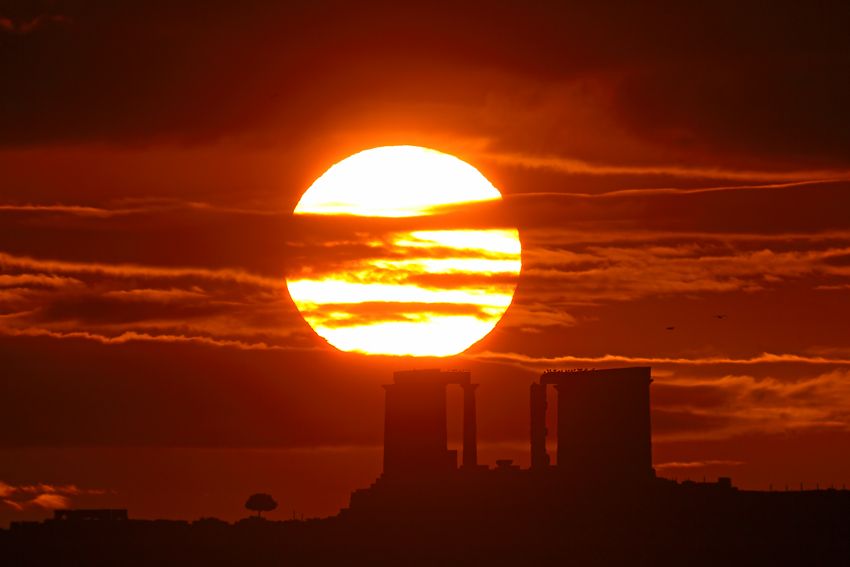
[3,1,850,524]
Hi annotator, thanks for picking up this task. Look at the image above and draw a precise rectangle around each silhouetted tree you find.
[245,493,278,518]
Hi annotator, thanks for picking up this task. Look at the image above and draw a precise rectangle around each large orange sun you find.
[286,146,521,356]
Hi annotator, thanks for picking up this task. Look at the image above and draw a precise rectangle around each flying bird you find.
[715,314,727,319]
[665,326,676,331]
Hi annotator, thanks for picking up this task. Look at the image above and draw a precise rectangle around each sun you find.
[286,145,521,357]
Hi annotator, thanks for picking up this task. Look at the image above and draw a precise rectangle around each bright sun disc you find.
[287,145,521,357]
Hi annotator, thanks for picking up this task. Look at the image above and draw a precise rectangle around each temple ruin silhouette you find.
[346,367,665,517]
[532,367,652,480]
[382,369,478,476]
[5,366,850,567]
[379,367,653,481]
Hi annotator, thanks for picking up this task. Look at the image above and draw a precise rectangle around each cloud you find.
[0,204,115,217]
[569,179,845,198]
[0,1,846,179]
[612,52,850,166]
[0,14,69,35]
[0,251,279,289]
[0,499,24,511]
[0,326,294,351]
[498,180,850,235]
[523,227,850,247]
[814,284,850,291]
[0,200,284,218]
[0,480,106,512]
[480,150,850,183]
[515,235,850,306]
[499,303,578,330]
[102,287,208,302]
[0,249,305,349]
[303,301,497,329]
[470,351,850,371]
[5,194,850,350]
[0,274,81,288]
[655,460,744,470]
[28,494,70,510]
[651,371,850,441]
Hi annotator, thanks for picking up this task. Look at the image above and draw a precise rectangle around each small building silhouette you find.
[52,509,128,522]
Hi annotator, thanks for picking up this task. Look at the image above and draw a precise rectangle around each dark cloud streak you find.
[2,1,850,173]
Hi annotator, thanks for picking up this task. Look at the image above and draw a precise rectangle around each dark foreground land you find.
[2,477,849,567]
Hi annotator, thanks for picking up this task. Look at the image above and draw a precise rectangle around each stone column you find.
[530,382,550,469]
[462,383,479,468]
